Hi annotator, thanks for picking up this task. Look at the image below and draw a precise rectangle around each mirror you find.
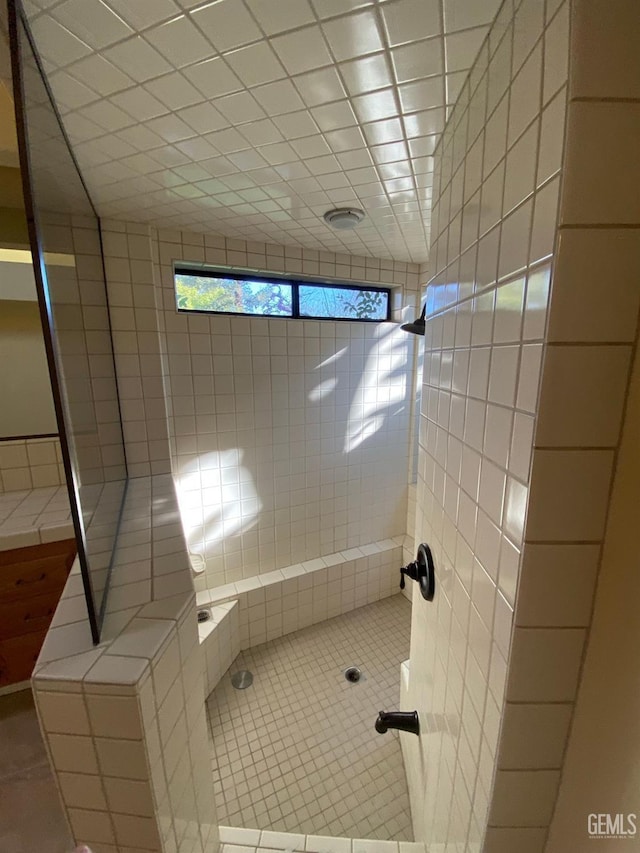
[9,2,128,642]
[0,253,58,438]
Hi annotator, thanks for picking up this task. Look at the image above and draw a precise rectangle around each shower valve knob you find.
[399,543,436,601]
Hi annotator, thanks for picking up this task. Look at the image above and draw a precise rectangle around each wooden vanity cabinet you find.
[0,538,76,687]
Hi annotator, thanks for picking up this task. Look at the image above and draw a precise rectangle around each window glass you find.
[175,269,390,322]
[298,283,389,320]
[175,272,293,317]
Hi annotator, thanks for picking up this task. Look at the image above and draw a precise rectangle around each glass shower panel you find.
[10,3,127,642]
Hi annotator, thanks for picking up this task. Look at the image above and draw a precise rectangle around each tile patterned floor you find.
[0,689,72,853]
[207,594,413,841]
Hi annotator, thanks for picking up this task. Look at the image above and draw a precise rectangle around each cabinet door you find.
[0,539,76,601]
[0,538,76,687]
[0,591,59,640]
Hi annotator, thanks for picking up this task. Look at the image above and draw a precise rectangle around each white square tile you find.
[543,2,569,102]
[104,37,172,82]
[493,276,525,343]
[445,26,488,74]
[516,344,542,414]
[52,0,133,50]
[489,769,561,826]
[67,808,115,845]
[517,543,600,628]
[144,15,214,67]
[271,25,333,75]
[225,41,287,88]
[571,0,640,99]
[86,694,143,740]
[549,229,640,343]
[483,827,547,853]
[526,449,614,541]
[488,345,519,407]
[57,772,108,811]
[536,345,632,447]
[443,0,501,30]
[322,10,383,61]
[246,0,315,35]
[191,0,263,51]
[561,102,640,226]
[508,45,542,146]
[381,0,441,47]
[37,692,91,735]
[499,703,573,770]
[48,733,99,774]
[105,0,180,29]
[144,72,203,112]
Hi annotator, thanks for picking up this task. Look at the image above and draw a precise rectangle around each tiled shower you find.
[4,0,639,852]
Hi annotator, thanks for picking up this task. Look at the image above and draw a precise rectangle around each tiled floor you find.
[207,594,413,841]
[0,689,72,853]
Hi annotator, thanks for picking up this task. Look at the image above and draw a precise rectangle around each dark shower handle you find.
[399,543,436,601]
[375,710,420,736]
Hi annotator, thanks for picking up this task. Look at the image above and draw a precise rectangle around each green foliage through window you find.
[175,274,292,316]
[175,269,390,322]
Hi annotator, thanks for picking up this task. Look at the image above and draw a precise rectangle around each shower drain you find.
[197,610,210,623]
[344,666,362,683]
[231,670,254,689]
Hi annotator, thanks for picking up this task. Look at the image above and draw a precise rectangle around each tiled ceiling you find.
[23,0,501,262]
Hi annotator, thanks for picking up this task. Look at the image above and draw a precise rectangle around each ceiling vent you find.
[323,208,365,230]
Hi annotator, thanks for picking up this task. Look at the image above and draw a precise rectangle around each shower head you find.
[401,304,426,336]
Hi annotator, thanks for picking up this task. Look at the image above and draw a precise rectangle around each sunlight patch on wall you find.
[344,326,409,454]
[175,448,261,559]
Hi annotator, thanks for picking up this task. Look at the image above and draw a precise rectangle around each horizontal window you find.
[174,268,390,322]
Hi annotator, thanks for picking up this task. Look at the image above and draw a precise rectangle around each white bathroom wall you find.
[101,220,422,594]
[0,298,57,438]
[148,229,420,588]
[0,435,65,491]
[402,0,569,848]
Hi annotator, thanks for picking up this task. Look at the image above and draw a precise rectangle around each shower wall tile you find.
[570,0,640,99]
[506,627,586,703]
[101,221,173,479]
[535,346,632,447]
[151,229,419,588]
[547,229,640,343]
[515,544,600,628]
[406,0,570,849]
[483,827,547,853]
[498,702,573,770]
[489,770,561,827]
[560,101,640,225]
[525,450,615,542]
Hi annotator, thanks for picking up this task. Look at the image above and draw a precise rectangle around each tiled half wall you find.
[32,476,218,853]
